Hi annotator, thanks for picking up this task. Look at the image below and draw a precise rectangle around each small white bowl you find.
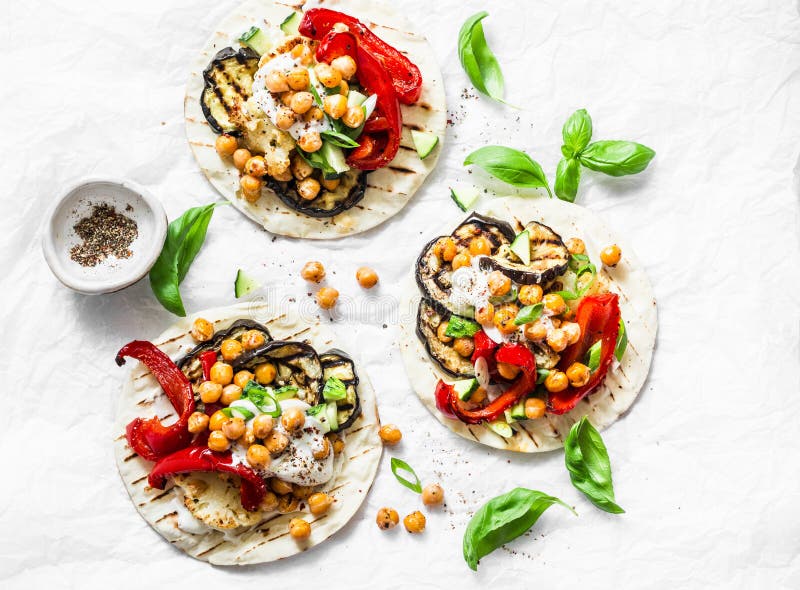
[42,178,168,294]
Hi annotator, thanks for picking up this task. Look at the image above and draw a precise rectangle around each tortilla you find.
[184,0,447,239]
[114,302,382,564]
[399,197,658,452]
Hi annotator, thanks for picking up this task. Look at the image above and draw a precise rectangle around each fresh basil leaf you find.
[561,109,593,158]
[463,488,576,570]
[297,147,338,177]
[390,457,422,493]
[322,377,347,402]
[514,302,544,325]
[553,290,580,301]
[536,369,550,384]
[615,318,627,361]
[445,315,481,338]
[568,253,590,271]
[554,157,581,202]
[585,340,602,371]
[149,203,219,316]
[464,146,552,195]
[579,140,656,177]
[564,416,624,514]
[321,130,360,149]
[458,12,505,103]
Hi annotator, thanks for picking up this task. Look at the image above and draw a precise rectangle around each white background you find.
[1,0,798,588]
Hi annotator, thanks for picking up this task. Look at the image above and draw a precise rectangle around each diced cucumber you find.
[453,378,479,401]
[322,377,347,402]
[320,141,350,176]
[274,386,298,401]
[449,183,480,212]
[234,269,260,298]
[325,402,340,431]
[487,420,513,438]
[280,12,301,36]
[411,130,439,159]
[238,26,272,55]
[509,400,527,420]
[347,90,368,108]
[510,230,531,265]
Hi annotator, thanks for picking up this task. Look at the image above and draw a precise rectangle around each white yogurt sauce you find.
[170,495,209,535]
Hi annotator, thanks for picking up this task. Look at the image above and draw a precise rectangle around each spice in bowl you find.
[69,203,138,267]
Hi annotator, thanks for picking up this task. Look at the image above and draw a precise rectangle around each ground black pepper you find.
[69,203,138,267]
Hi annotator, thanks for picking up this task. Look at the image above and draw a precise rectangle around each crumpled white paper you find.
[1,0,798,588]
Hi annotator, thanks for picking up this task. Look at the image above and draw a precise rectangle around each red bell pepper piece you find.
[199,350,217,381]
[548,293,621,415]
[116,341,196,462]
[434,380,456,418]
[471,330,498,365]
[444,343,537,425]
[299,8,423,105]
[148,446,267,511]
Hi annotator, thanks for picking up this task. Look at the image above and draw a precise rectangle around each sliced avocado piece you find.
[509,230,531,266]
[280,12,301,36]
[453,378,479,401]
[449,183,480,212]
[411,130,439,159]
[234,269,260,298]
[487,420,513,438]
[238,26,272,55]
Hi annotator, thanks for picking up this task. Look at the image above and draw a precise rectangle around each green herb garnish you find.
[445,315,481,338]
[585,340,602,372]
[464,146,551,196]
[321,130,360,149]
[242,381,281,417]
[457,12,506,104]
[514,302,544,325]
[615,318,628,361]
[390,457,422,493]
[564,416,624,514]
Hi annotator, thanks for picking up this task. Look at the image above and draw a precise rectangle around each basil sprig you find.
[445,315,481,338]
[463,488,576,570]
[149,203,220,316]
[564,417,624,514]
[514,302,544,326]
[464,146,552,196]
[390,457,422,493]
[458,12,506,103]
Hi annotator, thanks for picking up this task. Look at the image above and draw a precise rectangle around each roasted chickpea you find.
[265,70,290,93]
[436,321,453,343]
[190,317,214,342]
[470,387,488,404]
[289,518,311,540]
[209,410,228,431]
[308,492,333,516]
[246,444,271,469]
[265,430,289,455]
[291,43,313,65]
[221,417,246,440]
[271,478,294,496]
[259,490,279,512]
[421,483,444,507]
[497,361,520,380]
[331,55,357,79]
[523,320,548,342]
[543,293,567,316]
[469,236,492,256]
[323,94,348,119]
[287,67,310,91]
[332,438,345,455]
[403,511,426,533]
[233,148,252,171]
[297,130,322,152]
[487,271,512,297]
[279,494,300,514]
[210,362,233,385]
[337,80,349,96]
[566,362,591,387]
[342,105,365,128]
[493,303,520,334]
[207,430,230,452]
[291,156,314,180]
[252,415,274,439]
[242,155,267,178]
[451,251,472,271]
[379,424,402,446]
[356,267,379,289]
[453,336,475,357]
[241,330,266,350]
[281,407,306,432]
[254,362,277,385]
[220,384,242,406]
[233,370,254,389]
[600,244,622,267]
[239,428,256,447]
[561,322,581,345]
[316,287,339,310]
[566,237,586,255]
[313,436,331,460]
[273,167,294,182]
[297,177,321,201]
[518,284,544,306]
[281,91,296,106]
[292,485,314,500]
[544,370,569,393]
[240,175,263,201]
[214,134,238,157]
[301,261,326,283]
[321,177,340,191]
[439,238,457,262]
[303,106,324,122]
[275,106,296,131]
[546,329,569,352]
[524,397,547,419]
[475,302,495,324]
[199,380,223,404]
[187,411,210,433]
[220,339,243,362]
[315,63,342,88]
[376,507,399,530]
[290,91,314,115]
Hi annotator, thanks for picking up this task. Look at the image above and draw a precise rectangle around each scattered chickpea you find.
[452,336,475,357]
[207,430,230,452]
[376,507,399,530]
[493,303,519,334]
[323,94,348,119]
[241,330,266,350]
[403,511,426,533]
[240,175,263,202]
[524,398,547,419]
[254,362,277,385]
[379,424,402,446]
[546,328,569,352]
[566,362,592,387]
[289,518,311,540]
[265,430,289,455]
[287,67,311,91]
[518,284,544,306]
[271,478,294,496]
[190,317,214,342]
[316,287,339,310]
[221,417,246,440]
[298,130,323,152]
[523,320,548,342]
[187,411,210,433]
[561,322,581,345]
[475,302,495,324]
[315,63,342,88]
[232,148,252,171]
[301,261,326,283]
[331,55,357,79]
[356,267,379,289]
[210,361,233,385]
[543,293,567,316]
[209,410,228,431]
[451,251,471,271]
[233,370,254,389]
[220,339,243,362]
[252,414,274,439]
[297,177,321,201]
[308,492,333,516]
[243,155,268,178]
[421,483,444,507]
[321,177,340,191]
[246,444,271,469]
[600,244,622,267]
[290,91,314,115]
[469,236,492,256]
[544,370,569,393]
[497,361,520,380]
[214,134,238,157]
[199,380,223,404]
[220,384,243,406]
[281,407,306,432]
[436,321,452,343]
[313,437,331,459]
[265,70,290,93]
[566,238,586,255]
[487,271,512,297]
[342,106,365,128]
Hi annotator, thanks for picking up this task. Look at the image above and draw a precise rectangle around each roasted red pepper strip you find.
[148,446,267,511]
[548,293,621,415]
[470,330,499,366]
[434,380,456,418]
[445,343,537,424]
[116,341,195,462]
[199,350,217,382]
[299,8,423,104]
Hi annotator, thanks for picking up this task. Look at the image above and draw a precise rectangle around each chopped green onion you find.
[221,407,234,418]
[615,318,628,361]
[242,381,281,417]
[585,341,602,371]
[390,457,422,493]
[322,377,347,402]
[569,253,590,271]
[514,302,544,325]
[230,406,255,420]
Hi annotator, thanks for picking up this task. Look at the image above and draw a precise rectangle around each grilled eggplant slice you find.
[265,169,368,218]
[479,221,570,285]
[178,320,272,384]
[201,46,260,135]
[416,299,476,378]
[416,212,515,314]
[320,349,361,431]
[234,341,323,405]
